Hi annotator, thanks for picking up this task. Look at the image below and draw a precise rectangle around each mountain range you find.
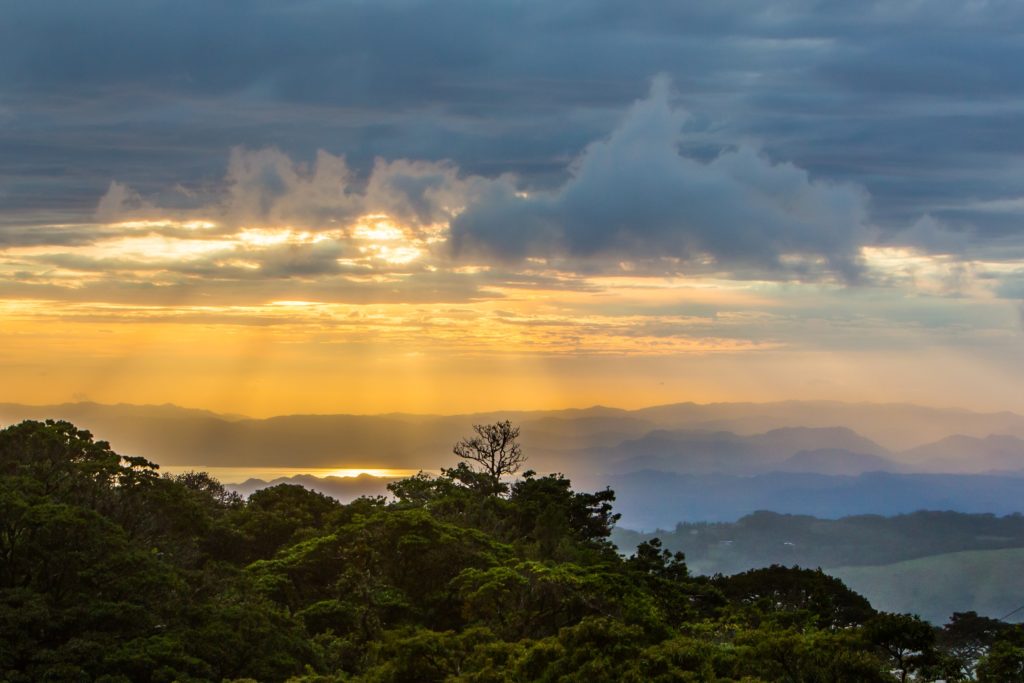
[5,400,1024,528]
[4,399,1024,473]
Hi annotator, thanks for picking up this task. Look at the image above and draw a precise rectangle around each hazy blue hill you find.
[601,426,890,475]
[753,427,889,457]
[778,449,902,476]
[519,414,657,444]
[604,470,1024,529]
[902,434,1024,473]
[830,548,1024,625]
[632,401,1024,450]
[602,430,764,474]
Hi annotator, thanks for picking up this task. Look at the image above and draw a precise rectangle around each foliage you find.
[1,419,1021,681]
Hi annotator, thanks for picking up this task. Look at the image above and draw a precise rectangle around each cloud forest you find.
[3,419,1024,682]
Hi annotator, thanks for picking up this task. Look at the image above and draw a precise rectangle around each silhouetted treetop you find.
[452,420,526,495]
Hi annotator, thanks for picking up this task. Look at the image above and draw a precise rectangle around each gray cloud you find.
[254,241,349,279]
[95,181,153,223]
[995,273,1024,301]
[887,215,970,256]
[3,0,1024,259]
[451,78,872,279]
[222,148,360,228]
[196,147,466,232]
[363,159,468,228]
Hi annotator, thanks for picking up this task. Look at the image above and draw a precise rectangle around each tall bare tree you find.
[452,420,526,495]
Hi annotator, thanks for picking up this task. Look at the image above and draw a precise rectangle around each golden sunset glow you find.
[323,468,422,478]
[237,227,334,247]
[3,203,1023,416]
[351,216,406,242]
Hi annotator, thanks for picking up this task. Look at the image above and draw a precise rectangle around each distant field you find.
[829,547,1024,625]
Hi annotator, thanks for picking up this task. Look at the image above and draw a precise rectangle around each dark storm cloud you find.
[451,78,872,279]
[3,0,1024,255]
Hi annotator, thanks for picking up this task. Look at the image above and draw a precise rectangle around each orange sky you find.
[2,213,1022,416]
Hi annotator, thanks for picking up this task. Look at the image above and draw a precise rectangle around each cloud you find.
[888,215,969,256]
[363,158,468,228]
[77,147,468,249]
[81,78,877,284]
[95,181,154,223]
[218,148,471,234]
[254,241,348,278]
[5,0,1024,256]
[995,272,1024,300]
[223,148,360,228]
[10,71,1024,308]
[451,77,873,280]
[9,76,895,290]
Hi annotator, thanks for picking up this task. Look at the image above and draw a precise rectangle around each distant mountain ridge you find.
[6,399,1024,550]
[4,399,1024,472]
[630,400,1024,450]
[778,449,902,476]
[902,434,1024,473]
[601,426,889,475]
[596,470,1024,529]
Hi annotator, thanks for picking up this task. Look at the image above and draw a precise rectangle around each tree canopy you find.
[1,418,1022,682]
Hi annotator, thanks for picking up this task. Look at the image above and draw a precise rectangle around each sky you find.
[2,0,1024,416]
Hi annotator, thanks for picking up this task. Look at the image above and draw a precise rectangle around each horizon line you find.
[1,396,1014,422]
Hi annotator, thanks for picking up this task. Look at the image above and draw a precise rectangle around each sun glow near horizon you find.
[159,465,425,484]
[2,206,1023,416]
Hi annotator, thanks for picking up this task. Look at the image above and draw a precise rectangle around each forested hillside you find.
[612,510,1024,575]
[3,419,1024,682]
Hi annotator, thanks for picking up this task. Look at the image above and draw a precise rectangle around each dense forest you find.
[3,420,1024,682]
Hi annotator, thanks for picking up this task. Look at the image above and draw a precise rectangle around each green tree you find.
[938,611,1015,679]
[977,641,1024,682]
[0,417,973,683]
[715,565,875,630]
[227,484,341,562]
[505,472,619,560]
[865,612,937,683]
